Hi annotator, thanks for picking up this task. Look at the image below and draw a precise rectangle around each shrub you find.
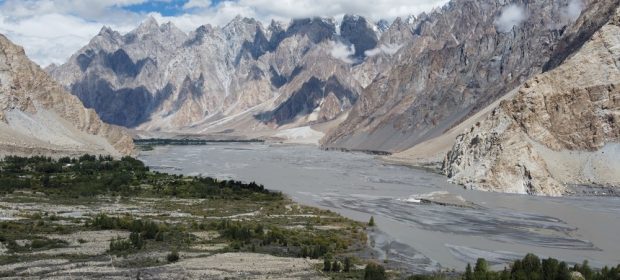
[344,257,352,272]
[368,216,375,227]
[332,260,342,272]
[109,238,132,255]
[167,250,180,263]
[364,262,386,280]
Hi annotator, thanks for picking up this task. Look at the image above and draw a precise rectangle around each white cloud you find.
[562,0,584,22]
[0,13,138,66]
[364,43,402,57]
[329,41,356,64]
[494,4,528,33]
[0,0,450,67]
[183,0,212,10]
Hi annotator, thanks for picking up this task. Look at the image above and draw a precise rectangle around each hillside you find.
[0,34,134,157]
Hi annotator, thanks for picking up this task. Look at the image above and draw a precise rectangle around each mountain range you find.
[0,0,615,195]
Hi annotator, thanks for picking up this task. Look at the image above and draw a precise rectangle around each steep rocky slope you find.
[0,34,134,157]
[48,15,405,140]
[322,0,594,152]
[442,2,620,196]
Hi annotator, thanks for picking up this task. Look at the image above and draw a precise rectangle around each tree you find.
[167,250,179,263]
[368,216,376,227]
[323,258,332,272]
[464,263,473,280]
[364,263,387,280]
[344,257,352,272]
[500,267,510,280]
[332,260,342,272]
[522,253,541,279]
[542,258,559,280]
[557,262,571,280]
[474,258,489,278]
[578,260,593,280]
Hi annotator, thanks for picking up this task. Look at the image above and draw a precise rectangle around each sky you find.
[0,0,449,67]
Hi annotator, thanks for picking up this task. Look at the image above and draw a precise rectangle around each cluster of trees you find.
[214,219,352,259]
[94,214,193,256]
[91,213,164,241]
[323,256,353,273]
[463,254,620,280]
[108,232,147,255]
[364,262,387,280]
[336,254,620,280]
[218,220,264,241]
[0,155,281,200]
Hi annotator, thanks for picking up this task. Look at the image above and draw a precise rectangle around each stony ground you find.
[0,191,366,279]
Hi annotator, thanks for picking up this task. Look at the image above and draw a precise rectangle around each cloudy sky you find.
[0,0,449,67]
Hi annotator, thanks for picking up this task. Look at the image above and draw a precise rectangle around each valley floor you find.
[0,156,367,279]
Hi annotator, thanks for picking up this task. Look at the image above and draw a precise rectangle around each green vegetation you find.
[400,253,620,280]
[364,262,387,280]
[0,155,281,200]
[457,254,620,280]
[0,155,367,277]
[368,216,376,227]
[167,250,180,263]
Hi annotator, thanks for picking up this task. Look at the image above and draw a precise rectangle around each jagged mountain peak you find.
[340,14,379,58]
[222,16,264,37]
[286,17,337,44]
[98,26,115,36]
[376,19,391,33]
[160,21,185,34]
[136,16,159,32]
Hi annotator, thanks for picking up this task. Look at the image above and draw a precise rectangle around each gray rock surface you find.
[322,0,597,152]
[48,15,400,137]
[442,1,620,196]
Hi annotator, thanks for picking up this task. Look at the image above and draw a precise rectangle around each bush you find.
[109,238,132,255]
[129,232,144,249]
[364,262,386,280]
[368,216,375,227]
[323,258,332,272]
[332,260,342,272]
[167,250,180,263]
[344,257,352,272]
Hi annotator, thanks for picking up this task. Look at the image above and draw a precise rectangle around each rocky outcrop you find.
[340,15,379,58]
[442,3,620,195]
[322,0,597,152]
[0,34,134,157]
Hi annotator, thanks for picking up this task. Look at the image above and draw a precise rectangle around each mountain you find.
[0,34,134,157]
[48,15,404,142]
[46,0,619,195]
[322,0,595,152]
[442,1,620,196]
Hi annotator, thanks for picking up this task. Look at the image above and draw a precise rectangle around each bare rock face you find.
[443,3,620,196]
[0,34,134,157]
[48,15,397,137]
[322,0,598,152]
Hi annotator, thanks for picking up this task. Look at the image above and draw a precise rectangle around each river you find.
[139,143,620,273]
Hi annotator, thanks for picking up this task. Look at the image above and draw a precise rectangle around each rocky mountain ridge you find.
[0,34,134,157]
[322,0,595,152]
[442,0,620,195]
[48,14,408,141]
